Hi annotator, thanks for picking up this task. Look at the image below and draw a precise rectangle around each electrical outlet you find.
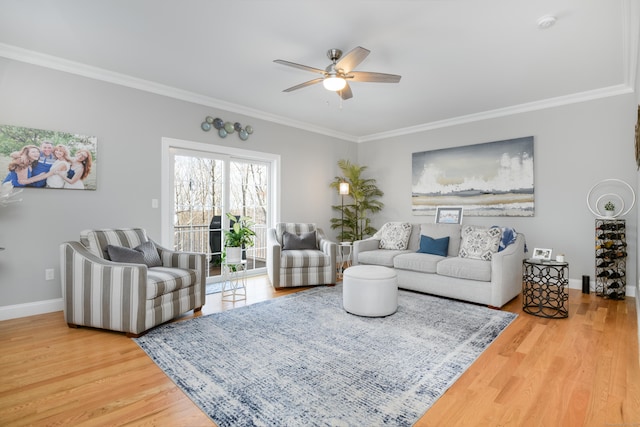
[45,269,55,281]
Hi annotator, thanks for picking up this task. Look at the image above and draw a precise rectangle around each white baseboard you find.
[0,280,635,322]
[0,298,64,321]
[567,278,636,298]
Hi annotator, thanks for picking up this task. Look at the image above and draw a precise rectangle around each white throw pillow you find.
[458,225,501,260]
[375,222,412,250]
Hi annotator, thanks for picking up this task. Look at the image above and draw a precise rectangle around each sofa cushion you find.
[282,230,316,250]
[147,266,197,299]
[492,226,518,251]
[458,225,501,260]
[358,249,410,268]
[374,222,412,250]
[418,235,449,256]
[394,252,442,273]
[437,257,492,282]
[420,224,462,256]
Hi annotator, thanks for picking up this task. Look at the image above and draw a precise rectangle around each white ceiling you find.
[0,0,637,142]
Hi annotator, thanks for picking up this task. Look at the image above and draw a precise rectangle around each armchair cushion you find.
[281,249,332,268]
[147,267,198,299]
[107,244,146,264]
[135,241,163,267]
[282,230,317,250]
[106,241,162,267]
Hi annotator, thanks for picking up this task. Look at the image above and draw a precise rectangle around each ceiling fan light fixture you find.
[323,76,346,91]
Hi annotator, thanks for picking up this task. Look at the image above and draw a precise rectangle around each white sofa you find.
[352,223,526,308]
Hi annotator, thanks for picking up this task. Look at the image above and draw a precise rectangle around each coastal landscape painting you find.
[412,137,534,216]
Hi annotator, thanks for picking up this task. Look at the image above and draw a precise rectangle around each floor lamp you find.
[339,182,350,242]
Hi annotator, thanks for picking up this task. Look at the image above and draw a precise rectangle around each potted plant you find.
[329,159,384,242]
[604,201,616,217]
[223,212,256,264]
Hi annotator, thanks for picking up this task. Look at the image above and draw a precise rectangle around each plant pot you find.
[225,246,242,264]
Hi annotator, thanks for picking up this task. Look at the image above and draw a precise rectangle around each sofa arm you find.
[154,242,207,308]
[316,228,337,264]
[490,233,526,307]
[352,238,380,265]
[60,241,148,334]
[266,228,281,287]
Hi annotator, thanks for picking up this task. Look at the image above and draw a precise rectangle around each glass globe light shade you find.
[323,76,346,91]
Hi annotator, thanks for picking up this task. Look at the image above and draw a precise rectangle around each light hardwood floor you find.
[1,276,638,427]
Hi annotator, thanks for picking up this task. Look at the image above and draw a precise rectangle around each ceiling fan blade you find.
[335,46,370,73]
[274,59,325,75]
[282,78,324,92]
[338,83,353,100]
[347,71,402,83]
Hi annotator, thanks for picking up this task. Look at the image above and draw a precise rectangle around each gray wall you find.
[359,94,638,291]
[0,59,356,311]
[1,57,638,317]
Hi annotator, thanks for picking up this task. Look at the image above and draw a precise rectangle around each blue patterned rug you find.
[135,285,516,426]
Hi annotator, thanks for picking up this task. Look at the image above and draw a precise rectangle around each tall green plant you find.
[330,159,384,242]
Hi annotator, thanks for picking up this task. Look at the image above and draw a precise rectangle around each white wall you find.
[358,94,638,293]
[0,59,356,316]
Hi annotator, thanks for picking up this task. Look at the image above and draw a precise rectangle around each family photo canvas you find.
[0,124,97,191]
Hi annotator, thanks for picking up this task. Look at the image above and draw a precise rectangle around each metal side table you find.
[522,259,569,318]
[222,260,247,302]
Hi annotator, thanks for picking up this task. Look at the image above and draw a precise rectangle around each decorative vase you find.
[225,246,242,264]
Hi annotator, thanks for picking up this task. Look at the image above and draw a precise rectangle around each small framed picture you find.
[435,206,463,224]
[532,247,552,261]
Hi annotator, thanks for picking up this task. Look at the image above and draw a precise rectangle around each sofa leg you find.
[488,305,500,310]
[326,283,336,287]
[194,306,203,313]
[67,323,80,329]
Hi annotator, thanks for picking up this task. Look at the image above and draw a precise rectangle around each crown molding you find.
[0,41,634,144]
[0,43,358,142]
[358,84,634,143]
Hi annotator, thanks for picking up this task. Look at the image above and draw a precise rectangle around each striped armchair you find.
[266,223,337,288]
[60,228,206,337]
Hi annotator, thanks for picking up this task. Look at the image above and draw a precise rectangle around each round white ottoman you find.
[343,265,398,317]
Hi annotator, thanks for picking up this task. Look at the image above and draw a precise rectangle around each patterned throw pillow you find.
[376,222,412,250]
[458,226,502,260]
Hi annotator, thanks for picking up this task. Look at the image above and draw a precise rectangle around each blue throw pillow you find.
[417,235,450,257]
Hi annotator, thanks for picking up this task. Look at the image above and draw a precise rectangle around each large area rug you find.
[135,285,516,426]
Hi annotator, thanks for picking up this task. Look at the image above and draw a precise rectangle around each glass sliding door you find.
[172,151,224,273]
[228,159,268,272]
[162,138,277,284]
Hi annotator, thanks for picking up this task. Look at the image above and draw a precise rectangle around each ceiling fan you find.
[274,46,401,100]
